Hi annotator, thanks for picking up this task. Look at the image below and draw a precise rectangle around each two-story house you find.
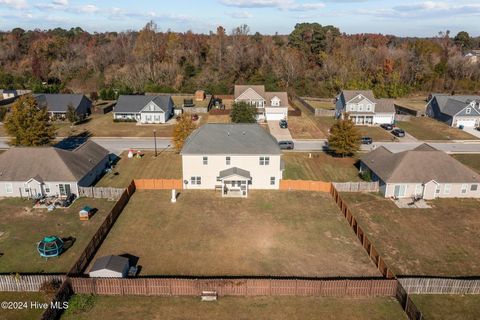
[426,94,480,128]
[234,85,289,121]
[335,90,395,125]
[180,124,283,197]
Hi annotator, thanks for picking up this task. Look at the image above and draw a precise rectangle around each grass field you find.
[0,197,114,273]
[356,126,394,142]
[171,95,211,108]
[394,96,428,111]
[96,151,182,188]
[397,117,476,140]
[0,292,52,320]
[452,154,480,173]
[304,99,335,110]
[283,153,361,182]
[61,295,406,320]
[94,190,379,277]
[341,192,480,276]
[410,295,480,320]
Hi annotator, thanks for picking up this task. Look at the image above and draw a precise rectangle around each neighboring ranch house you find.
[89,255,129,278]
[234,85,289,121]
[181,124,283,197]
[426,94,480,128]
[34,94,92,119]
[360,144,480,199]
[335,90,395,125]
[113,95,174,124]
[0,89,31,100]
[0,141,109,198]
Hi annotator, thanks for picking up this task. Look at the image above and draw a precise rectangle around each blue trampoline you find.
[37,236,64,258]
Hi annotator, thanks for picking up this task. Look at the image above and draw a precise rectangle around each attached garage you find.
[373,113,394,125]
[455,118,477,128]
[265,107,288,121]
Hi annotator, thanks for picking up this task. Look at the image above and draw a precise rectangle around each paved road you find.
[1,137,480,154]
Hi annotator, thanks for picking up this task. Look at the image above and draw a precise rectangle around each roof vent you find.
[242,131,246,135]
[227,131,230,136]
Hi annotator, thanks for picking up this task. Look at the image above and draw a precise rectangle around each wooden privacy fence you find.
[396,281,424,320]
[78,186,124,200]
[333,182,379,192]
[0,275,65,292]
[280,180,332,192]
[134,179,183,190]
[69,181,136,276]
[40,278,73,320]
[399,278,480,294]
[70,278,398,297]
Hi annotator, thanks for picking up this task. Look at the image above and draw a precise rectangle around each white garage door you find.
[374,115,393,125]
[456,119,476,128]
[266,113,285,121]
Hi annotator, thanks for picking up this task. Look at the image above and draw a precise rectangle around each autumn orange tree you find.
[172,113,196,152]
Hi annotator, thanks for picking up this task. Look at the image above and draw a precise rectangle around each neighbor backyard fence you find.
[333,182,379,193]
[280,180,332,192]
[399,278,480,294]
[134,179,183,190]
[78,187,124,200]
[69,277,398,297]
[296,96,336,117]
[0,275,65,292]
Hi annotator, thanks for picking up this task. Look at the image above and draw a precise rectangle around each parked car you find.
[476,127,480,131]
[278,141,294,150]
[392,129,406,137]
[191,114,199,121]
[380,123,394,131]
[279,119,288,129]
[361,136,373,145]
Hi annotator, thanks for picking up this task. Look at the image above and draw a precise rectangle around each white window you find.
[435,185,441,194]
[45,184,51,193]
[203,157,208,165]
[466,108,471,114]
[348,104,355,112]
[358,105,363,111]
[461,184,468,194]
[226,156,231,165]
[471,184,478,191]
[5,183,13,193]
[259,156,270,165]
[444,184,452,195]
[366,104,371,111]
[190,177,201,185]
[270,177,276,185]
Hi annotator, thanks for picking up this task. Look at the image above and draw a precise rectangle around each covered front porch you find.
[217,167,251,198]
[349,114,374,125]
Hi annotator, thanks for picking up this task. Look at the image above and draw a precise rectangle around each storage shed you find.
[89,255,129,278]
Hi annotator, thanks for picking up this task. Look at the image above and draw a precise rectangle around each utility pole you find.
[153,129,158,157]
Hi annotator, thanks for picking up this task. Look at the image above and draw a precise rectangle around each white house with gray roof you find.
[0,140,109,198]
[335,90,395,125]
[181,124,283,197]
[113,95,174,124]
[34,94,92,119]
[234,85,289,121]
[426,94,480,128]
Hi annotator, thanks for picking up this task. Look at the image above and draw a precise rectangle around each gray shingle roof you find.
[341,90,376,103]
[34,94,91,113]
[114,95,173,113]
[0,140,109,182]
[219,167,251,179]
[234,85,289,107]
[361,144,480,183]
[432,94,480,116]
[90,255,129,273]
[181,124,281,155]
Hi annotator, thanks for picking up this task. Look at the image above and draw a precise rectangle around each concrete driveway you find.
[267,120,293,141]
[463,128,480,139]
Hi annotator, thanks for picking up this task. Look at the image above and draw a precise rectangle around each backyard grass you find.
[304,99,335,110]
[394,96,428,111]
[452,154,480,173]
[283,152,361,182]
[171,95,211,108]
[396,117,476,140]
[96,151,182,188]
[410,295,480,320]
[61,295,406,320]
[340,192,480,276]
[0,291,52,320]
[94,190,379,277]
[356,126,394,142]
[55,113,174,138]
[0,197,114,273]
[199,113,231,126]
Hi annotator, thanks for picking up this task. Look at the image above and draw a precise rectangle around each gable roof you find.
[361,144,480,184]
[219,167,251,180]
[90,255,129,273]
[34,94,91,113]
[0,140,109,182]
[375,99,396,113]
[234,85,289,107]
[181,124,281,155]
[234,85,266,100]
[431,94,480,117]
[341,90,376,104]
[264,92,289,107]
[114,95,173,113]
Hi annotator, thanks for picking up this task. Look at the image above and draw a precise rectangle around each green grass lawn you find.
[394,96,428,111]
[304,99,335,110]
[341,193,480,276]
[356,126,394,142]
[397,117,476,140]
[0,292,52,320]
[411,295,480,320]
[95,151,182,188]
[94,190,379,277]
[0,197,114,273]
[61,295,406,320]
[283,153,361,182]
[452,154,480,173]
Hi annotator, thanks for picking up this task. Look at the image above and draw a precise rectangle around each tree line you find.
[0,23,479,98]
